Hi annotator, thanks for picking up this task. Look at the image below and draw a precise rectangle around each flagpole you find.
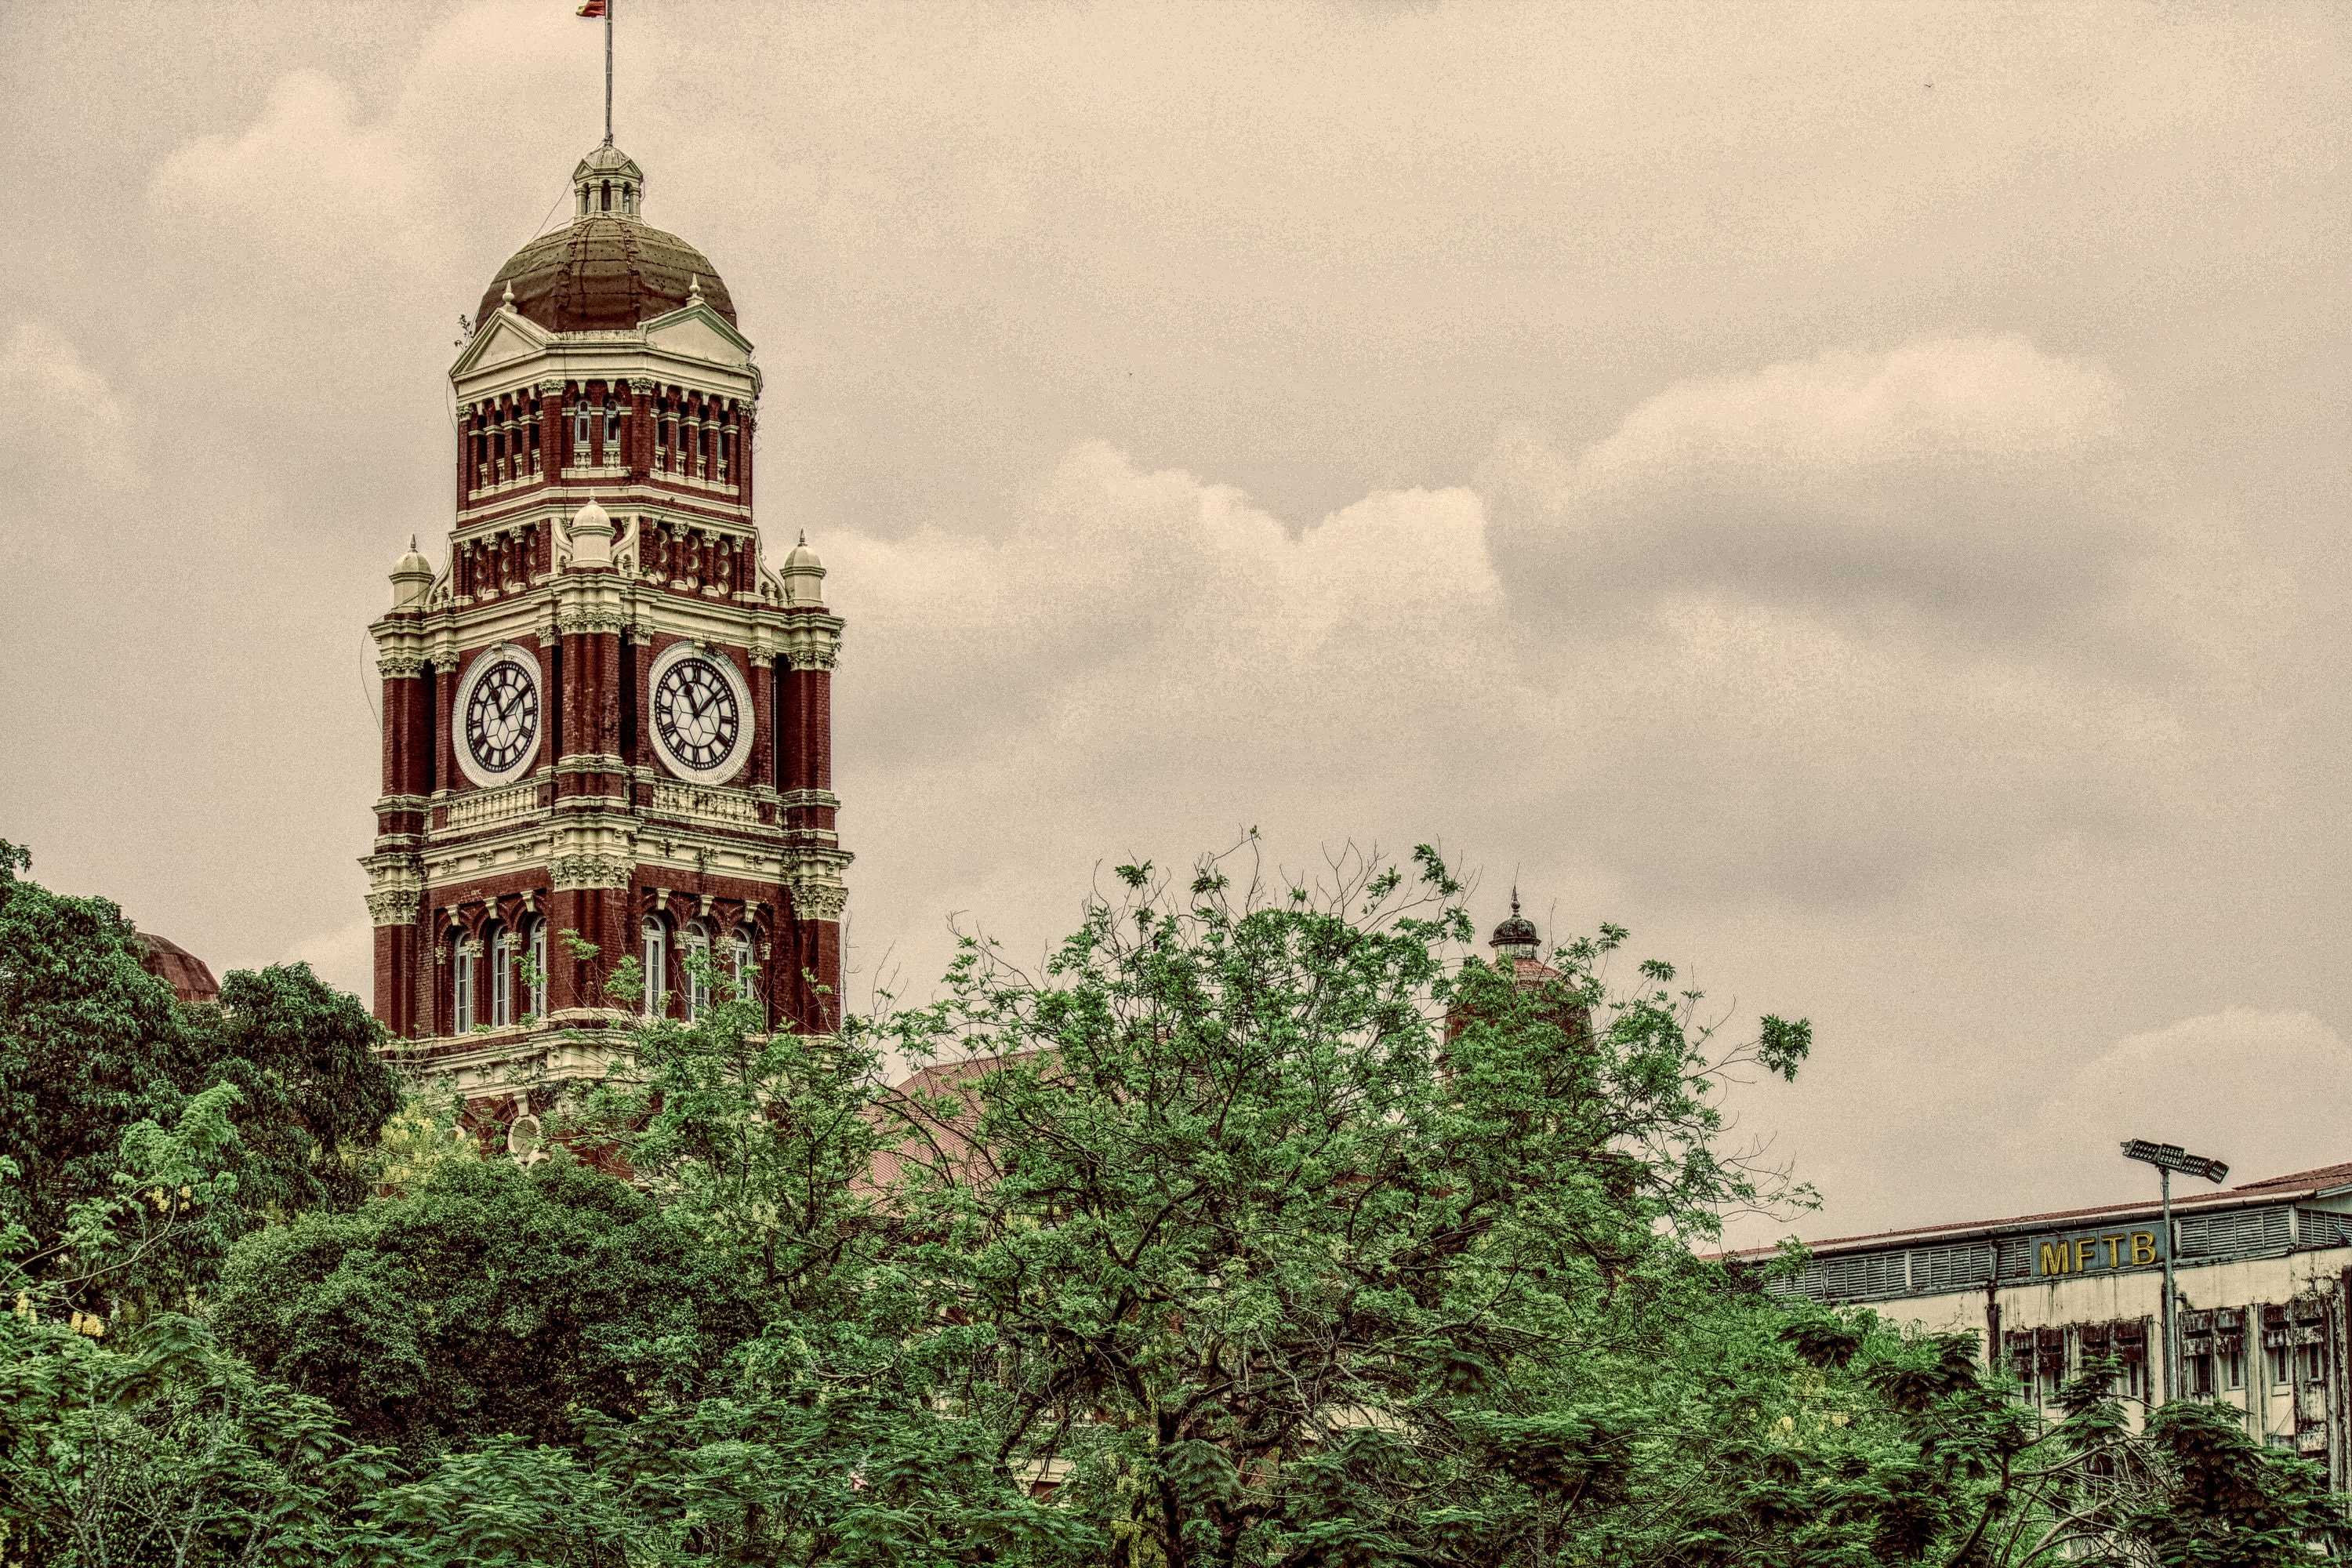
[604,0,615,147]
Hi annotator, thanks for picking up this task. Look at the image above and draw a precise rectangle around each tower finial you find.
[1510,885,1520,917]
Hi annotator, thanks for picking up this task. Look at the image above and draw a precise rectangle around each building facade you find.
[1740,1160,2352,1488]
[362,142,849,1105]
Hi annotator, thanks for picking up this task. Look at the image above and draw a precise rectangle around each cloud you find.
[150,71,423,245]
[827,328,2265,1002]
[0,320,139,492]
[826,336,2267,981]
[1485,335,2146,655]
[1467,334,2266,901]
[2006,1009,2352,1204]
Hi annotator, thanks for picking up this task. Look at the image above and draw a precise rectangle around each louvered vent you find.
[1908,1243,1994,1294]
[2176,1206,2290,1260]
[1808,1250,1909,1302]
[2298,1209,2352,1249]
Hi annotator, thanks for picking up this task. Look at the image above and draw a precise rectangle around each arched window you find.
[622,184,636,216]
[604,401,622,448]
[573,402,590,453]
[453,935,477,1032]
[528,920,548,1019]
[641,917,667,1018]
[684,922,713,1021]
[487,923,512,1027]
[730,928,754,997]
[601,180,612,212]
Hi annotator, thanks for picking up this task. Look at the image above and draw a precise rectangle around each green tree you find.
[0,842,401,1315]
[0,840,191,1295]
[0,1308,388,1567]
[870,843,1816,1567]
[211,1154,761,1461]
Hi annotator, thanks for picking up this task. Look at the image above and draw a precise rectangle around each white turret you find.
[390,536,434,608]
[568,498,614,568]
[780,531,826,606]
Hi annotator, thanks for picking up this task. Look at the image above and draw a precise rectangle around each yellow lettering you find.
[2042,1242,2071,1275]
[2076,1239,2098,1272]
[2132,1232,2158,1266]
[2103,1234,2128,1269]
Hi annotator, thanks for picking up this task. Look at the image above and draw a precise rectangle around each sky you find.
[2,0,2347,1247]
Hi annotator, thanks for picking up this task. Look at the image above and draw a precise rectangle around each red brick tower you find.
[363,143,848,1100]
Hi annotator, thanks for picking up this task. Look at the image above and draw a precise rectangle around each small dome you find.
[1489,891,1539,956]
[136,932,219,1005]
[390,535,434,608]
[780,532,827,606]
[572,145,644,183]
[568,497,615,569]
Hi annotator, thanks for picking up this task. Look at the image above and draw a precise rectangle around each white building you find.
[1736,1159,2352,1488]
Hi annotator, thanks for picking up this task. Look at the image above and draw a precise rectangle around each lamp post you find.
[2121,1140,2229,1405]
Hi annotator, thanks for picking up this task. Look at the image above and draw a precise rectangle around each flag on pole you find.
[577,1,607,16]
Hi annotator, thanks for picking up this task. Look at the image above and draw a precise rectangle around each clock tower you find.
[364,143,848,1104]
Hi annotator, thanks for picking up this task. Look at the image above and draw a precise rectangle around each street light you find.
[2122,1140,2230,1405]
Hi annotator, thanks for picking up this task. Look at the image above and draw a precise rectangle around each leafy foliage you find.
[3,835,2347,1566]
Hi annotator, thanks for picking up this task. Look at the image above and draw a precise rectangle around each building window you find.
[604,403,622,448]
[2299,1343,2326,1384]
[528,920,547,1019]
[488,923,513,1026]
[453,937,476,1032]
[641,917,667,1018]
[2222,1346,2245,1390]
[2186,1352,2214,1398]
[685,921,712,1020]
[2270,1345,2293,1386]
[731,928,753,997]
[574,405,590,452]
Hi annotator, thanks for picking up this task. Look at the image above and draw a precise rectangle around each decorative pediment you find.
[643,300,755,368]
[448,307,554,379]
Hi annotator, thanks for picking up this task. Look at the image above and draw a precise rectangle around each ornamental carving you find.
[782,864,848,924]
[376,650,427,679]
[782,644,839,672]
[552,854,633,891]
[365,887,420,926]
[554,605,630,637]
[361,851,426,927]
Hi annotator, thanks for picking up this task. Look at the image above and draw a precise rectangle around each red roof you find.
[862,1051,1043,1196]
[136,932,219,1005]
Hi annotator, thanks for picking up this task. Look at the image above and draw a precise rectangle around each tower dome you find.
[1489,891,1539,960]
[477,143,737,334]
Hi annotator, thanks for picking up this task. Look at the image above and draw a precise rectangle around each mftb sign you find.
[2035,1228,2163,1277]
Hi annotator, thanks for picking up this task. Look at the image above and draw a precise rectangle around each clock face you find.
[652,652,744,777]
[462,653,540,778]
